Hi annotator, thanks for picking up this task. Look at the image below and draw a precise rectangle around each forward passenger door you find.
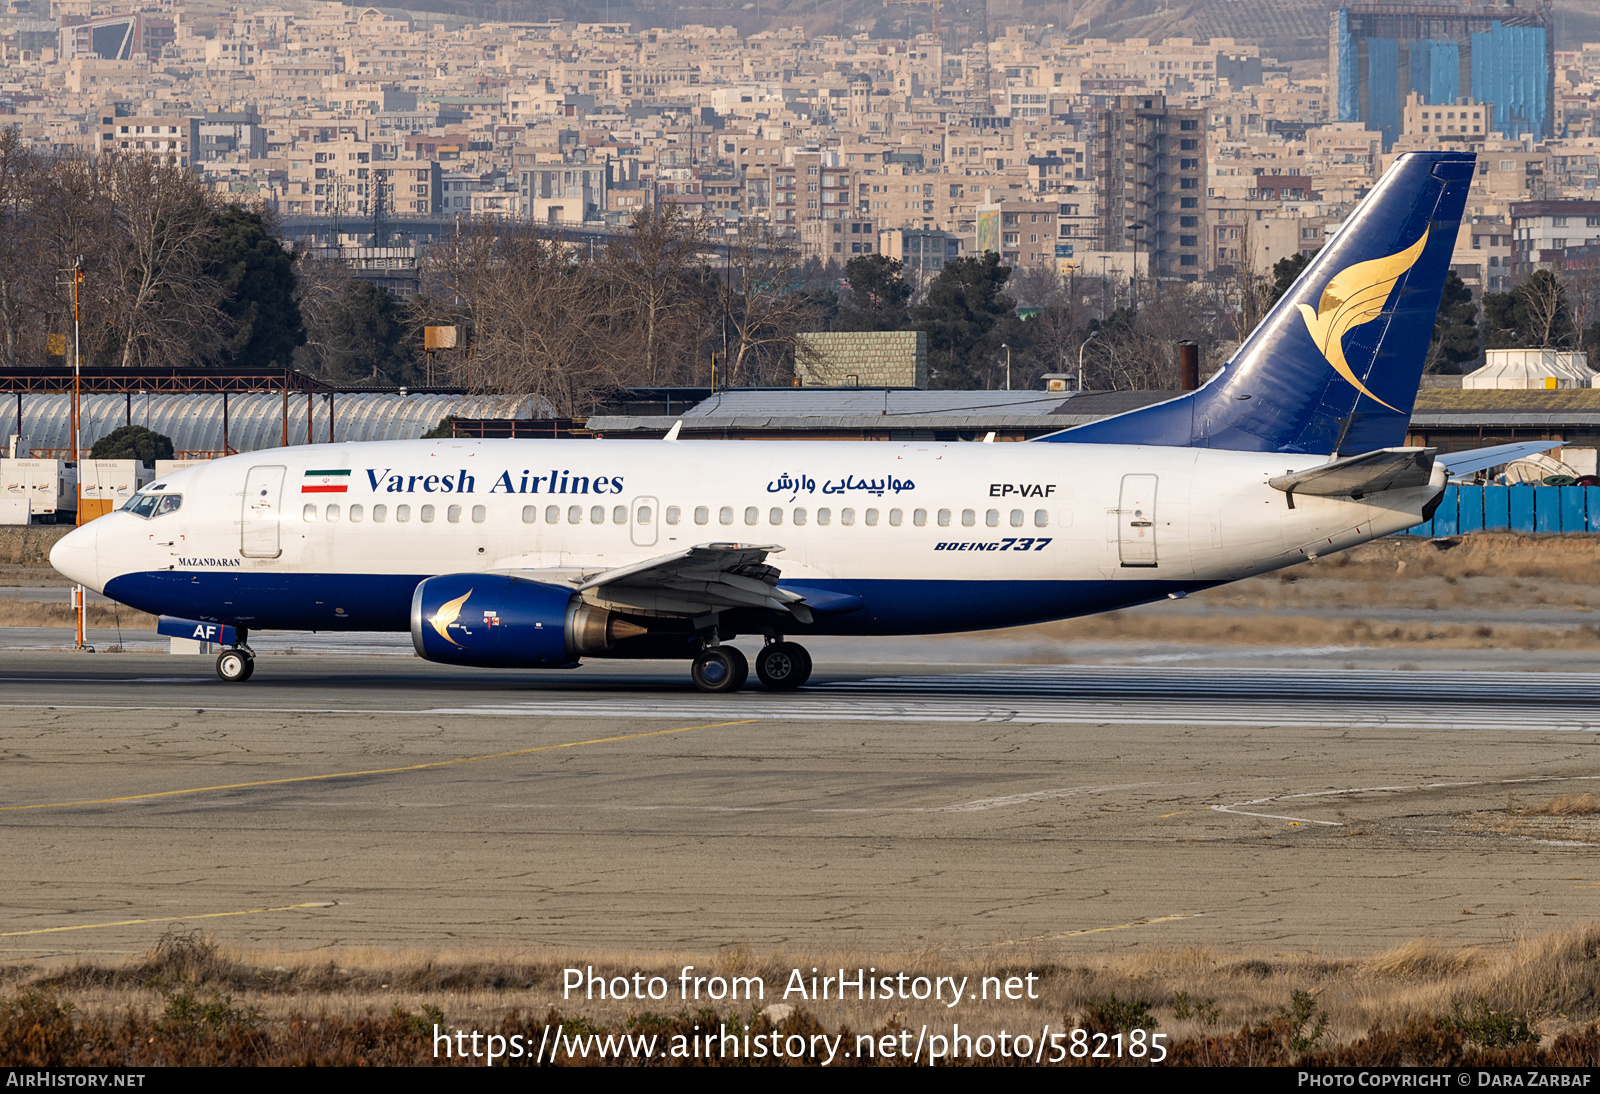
[241,466,286,559]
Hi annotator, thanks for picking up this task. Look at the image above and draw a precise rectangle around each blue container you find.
[1432,485,1459,535]
[1457,486,1485,533]
[1587,487,1600,531]
[1484,484,1510,530]
[1510,484,1536,531]
[1561,486,1587,533]
[1536,486,1561,533]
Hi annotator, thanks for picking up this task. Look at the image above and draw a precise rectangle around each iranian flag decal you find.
[302,469,351,494]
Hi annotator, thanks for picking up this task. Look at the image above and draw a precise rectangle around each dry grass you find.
[1021,612,1600,650]
[0,600,155,628]
[0,524,71,566]
[1511,793,1600,817]
[8,923,1600,1045]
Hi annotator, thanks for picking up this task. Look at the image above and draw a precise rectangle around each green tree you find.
[836,254,911,331]
[1426,270,1480,374]
[311,279,417,386]
[912,253,1016,387]
[89,424,173,465]
[1264,251,1312,310]
[1483,270,1576,349]
[201,207,305,369]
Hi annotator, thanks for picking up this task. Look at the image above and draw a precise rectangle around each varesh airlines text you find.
[364,468,626,495]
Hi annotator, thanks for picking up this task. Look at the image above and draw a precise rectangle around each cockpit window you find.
[123,492,181,519]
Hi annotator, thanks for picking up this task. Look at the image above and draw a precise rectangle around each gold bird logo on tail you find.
[430,588,473,647]
[1295,227,1429,412]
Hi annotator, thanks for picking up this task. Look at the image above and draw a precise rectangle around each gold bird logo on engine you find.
[1295,228,1429,413]
[430,588,473,647]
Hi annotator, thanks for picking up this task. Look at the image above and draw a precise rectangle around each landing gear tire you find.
[691,646,748,693]
[756,641,812,689]
[216,648,254,683]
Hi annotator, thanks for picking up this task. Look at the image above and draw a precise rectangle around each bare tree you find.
[0,131,45,369]
[104,154,223,368]
[420,220,628,415]
[1519,269,1574,348]
[1222,213,1272,342]
[606,202,711,384]
[1090,282,1216,391]
[716,224,818,387]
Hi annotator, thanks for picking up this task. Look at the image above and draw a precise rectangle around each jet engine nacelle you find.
[410,574,638,668]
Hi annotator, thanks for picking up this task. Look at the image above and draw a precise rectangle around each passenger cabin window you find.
[613,505,627,524]
[864,509,879,526]
[719,506,734,525]
[1034,509,1048,528]
[447,505,462,523]
[349,504,364,522]
[590,505,605,524]
[397,505,411,522]
[937,509,951,527]
[374,505,388,522]
[769,507,782,525]
[569,506,584,524]
[841,508,856,526]
[546,505,560,523]
[303,503,317,521]
[472,505,486,524]
[794,508,807,525]
[326,504,340,522]
[1010,509,1024,527]
[986,509,1000,527]
[913,509,927,527]
[961,509,975,527]
[744,506,759,525]
[817,508,831,526]
[693,506,708,525]
[666,506,680,525]
[522,505,537,523]
[421,505,435,523]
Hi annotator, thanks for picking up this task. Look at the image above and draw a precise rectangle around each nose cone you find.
[50,520,102,592]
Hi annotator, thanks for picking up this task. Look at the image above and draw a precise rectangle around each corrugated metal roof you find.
[1414,389,1600,412]
[2,392,540,456]
[681,389,1076,418]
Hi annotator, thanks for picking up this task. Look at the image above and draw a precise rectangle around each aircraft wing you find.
[1436,440,1564,478]
[1269,447,1435,500]
[572,542,817,621]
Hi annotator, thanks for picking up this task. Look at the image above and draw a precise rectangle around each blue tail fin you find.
[1043,151,1475,454]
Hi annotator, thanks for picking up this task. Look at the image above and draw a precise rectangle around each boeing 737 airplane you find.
[49,151,1545,691]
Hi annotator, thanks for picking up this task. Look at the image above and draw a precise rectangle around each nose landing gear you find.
[215,631,255,683]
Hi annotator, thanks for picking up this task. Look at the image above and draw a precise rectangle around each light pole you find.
[1001,342,1010,390]
[1077,329,1099,392]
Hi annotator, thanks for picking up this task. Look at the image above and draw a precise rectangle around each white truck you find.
[0,458,77,524]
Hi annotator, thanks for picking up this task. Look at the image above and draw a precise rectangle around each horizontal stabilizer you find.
[1269,447,1435,499]
[1436,440,1564,478]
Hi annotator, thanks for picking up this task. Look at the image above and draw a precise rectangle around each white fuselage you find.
[51,437,1438,637]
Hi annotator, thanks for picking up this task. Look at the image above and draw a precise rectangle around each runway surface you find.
[2,644,1598,963]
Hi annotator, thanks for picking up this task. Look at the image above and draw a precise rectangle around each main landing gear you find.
[215,645,255,683]
[689,640,812,693]
[754,641,812,690]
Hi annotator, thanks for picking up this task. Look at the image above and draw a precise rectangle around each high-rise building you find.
[1093,94,1207,283]
[1330,1,1554,150]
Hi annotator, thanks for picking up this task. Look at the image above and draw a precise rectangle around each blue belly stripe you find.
[105,570,1215,637]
